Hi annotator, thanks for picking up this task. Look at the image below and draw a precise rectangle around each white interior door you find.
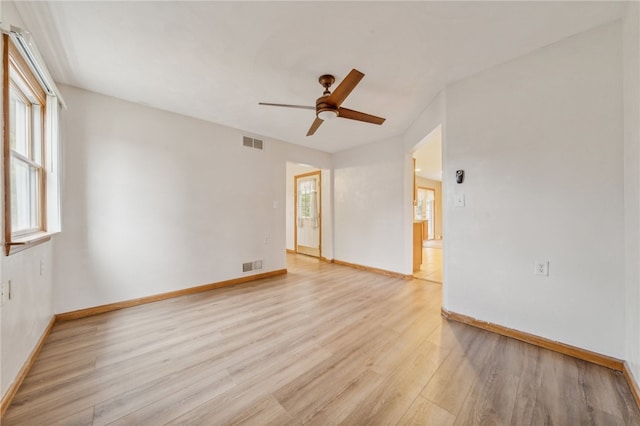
[295,172,321,257]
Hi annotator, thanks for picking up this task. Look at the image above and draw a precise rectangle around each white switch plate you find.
[454,193,465,207]
[535,260,549,276]
[272,201,278,209]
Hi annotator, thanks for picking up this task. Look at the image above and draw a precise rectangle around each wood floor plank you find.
[426,316,473,350]
[509,343,544,425]
[369,316,443,376]
[304,369,386,425]
[340,339,450,425]
[421,327,499,415]
[103,365,235,425]
[50,406,95,426]
[453,336,524,425]
[3,254,639,425]
[396,396,456,426]
[529,350,609,425]
[227,394,294,426]
[272,326,399,420]
[227,339,334,393]
[163,375,287,425]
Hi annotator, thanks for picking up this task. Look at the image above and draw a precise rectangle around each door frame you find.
[294,170,322,257]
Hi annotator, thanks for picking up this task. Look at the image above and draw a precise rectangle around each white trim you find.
[2,24,67,109]
[46,95,61,233]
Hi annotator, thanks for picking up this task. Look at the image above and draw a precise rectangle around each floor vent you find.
[243,136,264,150]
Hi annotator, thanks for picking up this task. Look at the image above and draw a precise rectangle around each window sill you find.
[5,231,57,256]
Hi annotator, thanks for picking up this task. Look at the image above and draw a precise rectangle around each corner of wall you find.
[623,0,640,387]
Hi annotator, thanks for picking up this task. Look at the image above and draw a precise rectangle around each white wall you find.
[443,22,625,357]
[53,85,330,314]
[404,92,446,154]
[0,2,56,399]
[333,136,406,273]
[0,246,54,398]
[623,1,640,384]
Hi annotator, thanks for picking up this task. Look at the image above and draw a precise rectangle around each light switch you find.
[454,193,465,207]
[272,201,278,209]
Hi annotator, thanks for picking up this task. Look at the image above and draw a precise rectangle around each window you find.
[298,179,315,219]
[300,193,311,219]
[3,33,62,255]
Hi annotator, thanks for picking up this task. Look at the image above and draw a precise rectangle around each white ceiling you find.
[11,1,625,153]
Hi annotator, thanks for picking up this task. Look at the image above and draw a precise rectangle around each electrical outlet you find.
[40,260,45,276]
[535,260,549,276]
[264,235,270,245]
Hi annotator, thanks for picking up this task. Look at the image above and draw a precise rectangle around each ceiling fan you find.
[259,69,386,136]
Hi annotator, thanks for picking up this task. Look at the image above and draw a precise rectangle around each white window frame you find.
[3,30,63,255]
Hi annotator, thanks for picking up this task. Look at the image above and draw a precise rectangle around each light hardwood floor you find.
[4,254,639,425]
[414,246,442,283]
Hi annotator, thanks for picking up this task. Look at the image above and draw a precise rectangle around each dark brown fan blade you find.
[259,102,315,110]
[306,117,324,136]
[326,69,364,107]
[338,107,385,125]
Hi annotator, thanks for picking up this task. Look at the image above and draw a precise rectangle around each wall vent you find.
[242,260,263,273]
[242,136,264,150]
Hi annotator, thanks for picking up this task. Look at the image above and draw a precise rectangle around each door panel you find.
[295,172,321,257]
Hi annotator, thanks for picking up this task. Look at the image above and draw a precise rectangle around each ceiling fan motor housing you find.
[316,95,338,117]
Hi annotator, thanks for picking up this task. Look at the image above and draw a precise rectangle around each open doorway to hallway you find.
[412,125,443,283]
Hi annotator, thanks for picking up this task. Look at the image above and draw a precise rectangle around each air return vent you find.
[242,136,263,150]
[242,260,264,273]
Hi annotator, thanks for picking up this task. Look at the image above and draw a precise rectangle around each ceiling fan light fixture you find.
[259,69,385,136]
[318,109,338,121]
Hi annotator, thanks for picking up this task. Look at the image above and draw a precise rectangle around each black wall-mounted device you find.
[456,170,464,184]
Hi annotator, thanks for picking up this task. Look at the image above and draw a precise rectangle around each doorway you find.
[412,124,443,282]
[294,171,321,258]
